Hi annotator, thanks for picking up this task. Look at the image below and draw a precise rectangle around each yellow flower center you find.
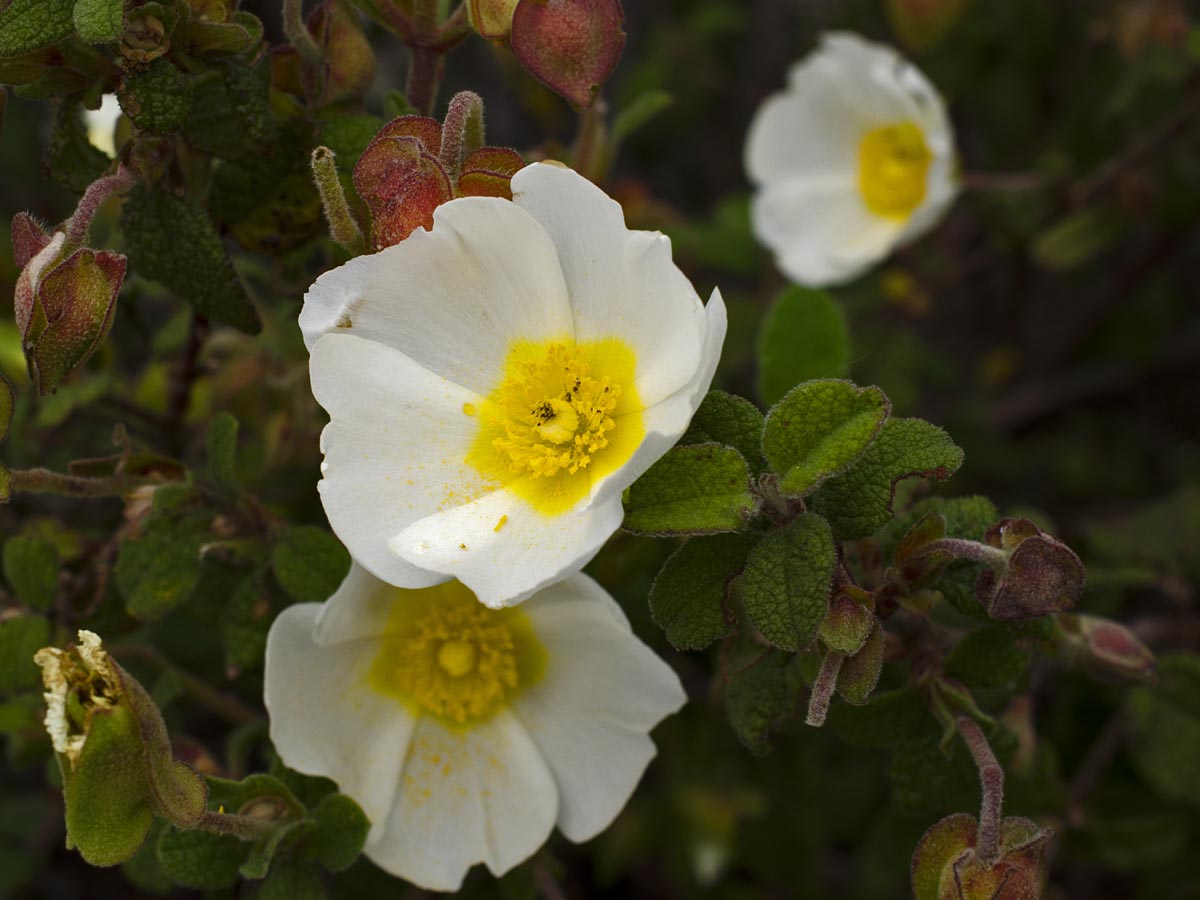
[369,581,546,726]
[466,337,645,516]
[857,122,932,219]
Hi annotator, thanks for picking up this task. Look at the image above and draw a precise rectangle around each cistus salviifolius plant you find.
[1,1,1197,898]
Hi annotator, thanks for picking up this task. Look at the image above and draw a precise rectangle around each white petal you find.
[513,574,686,842]
[512,163,711,407]
[313,560,397,646]
[389,489,626,609]
[264,604,415,839]
[299,196,574,394]
[365,711,558,891]
[751,179,901,287]
[310,332,492,589]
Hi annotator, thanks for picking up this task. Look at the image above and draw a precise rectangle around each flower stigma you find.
[857,122,932,219]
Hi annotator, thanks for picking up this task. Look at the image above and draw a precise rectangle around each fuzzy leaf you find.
[763,380,890,497]
[725,646,797,755]
[73,0,125,42]
[260,860,327,900]
[1127,654,1200,808]
[623,443,756,536]
[742,513,836,651]
[118,59,193,135]
[680,390,767,476]
[944,627,1032,689]
[3,536,58,611]
[648,533,758,650]
[115,514,209,620]
[826,687,927,748]
[0,0,75,56]
[271,527,351,604]
[0,615,50,694]
[206,412,239,493]
[813,417,964,541]
[121,184,261,333]
[45,98,109,193]
[156,828,247,889]
[757,286,849,407]
[304,793,369,872]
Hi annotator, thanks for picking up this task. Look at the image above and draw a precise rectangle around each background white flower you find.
[744,32,957,287]
[84,94,122,158]
[300,161,726,608]
[264,562,686,892]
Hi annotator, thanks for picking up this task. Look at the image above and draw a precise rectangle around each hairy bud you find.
[510,0,626,109]
[1054,612,1155,681]
[975,518,1085,620]
[912,813,1050,900]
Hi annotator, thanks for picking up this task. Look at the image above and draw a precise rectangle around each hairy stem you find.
[311,147,366,255]
[439,91,485,180]
[64,165,137,248]
[924,538,1009,569]
[805,652,844,727]
[110,643,263,727]
[957,716,1004,865]
[6,467,164,498]
[282,0,324,65]
[405,44,444,115]
[196,810,278,842]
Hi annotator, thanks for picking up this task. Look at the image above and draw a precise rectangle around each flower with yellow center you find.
[300,161,726,608]
[264,562,686,891]
[744,32,957,286]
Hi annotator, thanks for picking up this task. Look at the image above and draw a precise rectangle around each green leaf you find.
[826,688,927,748]
[207,412,239,493]
[741,514,836,651]
[0,0,75,56]
[1127,654,1200,808]
[611,90,672,143]
[260,860,327,900]
[118,59,193,135]
[115,514,209,620]
[45,98,110,193]
[813,417,964,541]
[157,828,248,889]
[680,390,767,476]
[271,527,351,604]
[889,724,1017,817]
[0,615,50,694]
[648,533,758,650]
[1033,207,1124,272]
[186,10,264,56]
[121,184,262,333]
[623,443,756,536]
[304,793,369,872]
[944,627,1032,688]
[1090,813,1191,871]
[317,114,385,170]
[73,0,124,42]
[241,819,314,880]
[206,773,304,817]
[762,380,890,496]
[3,536,58,611]
[221,576,271,672]
[0,373,14,443]
[757,286,849,407]
[182,59,273,159]
[725,647,797,755]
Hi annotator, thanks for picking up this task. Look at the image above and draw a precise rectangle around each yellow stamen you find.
[857,122,932,219]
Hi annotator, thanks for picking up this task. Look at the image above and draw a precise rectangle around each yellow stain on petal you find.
[494,514,508,531]
[466,336,645,516]
[857,122,932,219]
[368,580,546,727]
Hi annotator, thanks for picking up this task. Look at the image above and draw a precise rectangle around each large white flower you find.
[264,562,686,891]
[300,161,726,608]
[744,32,957,286]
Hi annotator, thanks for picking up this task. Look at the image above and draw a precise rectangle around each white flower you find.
[84,94,122,158]
[744,32,957,286]
[300,161,726,608]
[264,562,686,891]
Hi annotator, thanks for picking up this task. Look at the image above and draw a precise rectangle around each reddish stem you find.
[805,652,844,727]
[957,716,1004,865]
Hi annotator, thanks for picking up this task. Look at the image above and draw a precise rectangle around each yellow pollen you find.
[494,515,508,532]
[368,582,545,726]
[462,402,476,416]
[857,122,932,219]
[437,640,477,678]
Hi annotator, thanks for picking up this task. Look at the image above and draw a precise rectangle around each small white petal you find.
[300,196,574,394]
[310,332,492,589]
[513,574,686,842]
[264,604,416,839]
[312,560,398,646]
[513,163,710,406]
[366,711,558,891]
[389,489,626,609]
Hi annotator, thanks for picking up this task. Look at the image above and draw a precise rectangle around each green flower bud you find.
[308,0,377,107]
[820,586,875,655]
[35,631,207,867]
[836,621,885,705]
[912,813,1050,900]
[975,518,1085,621]
[510,0,626,109]
[467,0,521,40]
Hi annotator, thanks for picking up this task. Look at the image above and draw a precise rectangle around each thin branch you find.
[957,716,1004,866]
[805,652,844,727]
[109,643,263,727]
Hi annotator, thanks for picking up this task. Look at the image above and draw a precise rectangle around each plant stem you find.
[282,0,324,65]
[406,45,444,115]
[110,643,263,727]
[805,652,844,727]
[924,538,1009,569]
[6,467,165,498]
[310,147,366,255]
[439,91,485,180]
[957,716,1004,865]
[64,165,137,248]
[196,810,278,842]
[163,313,208,454]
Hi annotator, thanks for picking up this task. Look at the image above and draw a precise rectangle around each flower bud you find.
[35,631,207,866]
[975,518,1085,621]
[912,813,1050,900]
[13,223,125,395]
[468,0,521,40]
[307,0,377,107]
[1053,612,1155,681]
[836,621,884,705]
[510,0,626,109]
[820,586,875,655]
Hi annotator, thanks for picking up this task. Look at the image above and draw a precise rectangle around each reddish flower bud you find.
[1054,613,1155,681]
[13,226,125,395]
[457,147,526,199]
[975,518,1085,621]
[11,212,51,269]
[510,0,626,109]
[912,813,1051,900]
[468,0,521,40]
